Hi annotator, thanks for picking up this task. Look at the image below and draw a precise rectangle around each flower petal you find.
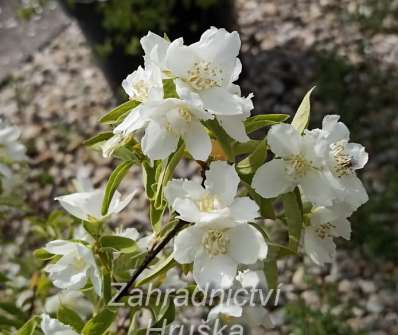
[193,250,237,289]
[199,87,246,116]
[227,224,267,264]
[173,226,203,264]
[300,170,336,207]
[267,124,301,157]
[217,114,250,142]
[183,121,212,161]
[141,121,179,160]
[164,179,205,205]
[205,161,240,205]
[230,197,259,222]
[166,39,199,77]
[304,230,336,265]
[252,159,294,198]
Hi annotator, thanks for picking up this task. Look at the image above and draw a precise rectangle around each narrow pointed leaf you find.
[101,160,134,215]
[291,86,316,134]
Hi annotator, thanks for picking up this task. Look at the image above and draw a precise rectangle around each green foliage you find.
[57,305,85,332]
[81,308,116,335]
[291,86,315,134]
[101,160,134,215]
[282,189,304,251]
[244,114,289,134]
[100,235,138,253]
[100,100,140,125]
[286,300,367,335]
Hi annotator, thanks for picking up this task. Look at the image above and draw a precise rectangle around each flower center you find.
[202,229,229,256]
[286,155,312,178]
[185,61,222,90]
[178,106,193,122]
[72,256,86,271]
[314,222,336,239]
[131,80,149,102]
[197,193,221,212]
[331,142,352,177]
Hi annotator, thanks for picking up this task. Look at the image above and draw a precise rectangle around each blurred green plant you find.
[285,300,368,335]
[17,0,52,21]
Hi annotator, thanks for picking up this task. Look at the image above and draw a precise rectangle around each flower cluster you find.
[252,116,368,264]
[104,27,253,161]
[17,27,369,334]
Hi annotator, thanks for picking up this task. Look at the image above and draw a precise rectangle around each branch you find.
[114,220,188,302]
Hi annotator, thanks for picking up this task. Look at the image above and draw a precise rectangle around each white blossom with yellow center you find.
[43,240,102,296]
[161,27,254,143]
[303,204,352,265]
[114,98,213,161]
[122,64,163,102]
[165,161,260,225]
[309,115,369,212]
[252,123,336,207]
[173,220,267,289]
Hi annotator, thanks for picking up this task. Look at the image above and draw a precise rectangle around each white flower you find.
[73,225,94,243]
[43,240,102,296]
[122,64,163,102]
[140,31,170,71]
[55,185,135,222]
[252,123,336,206]
[114,98,213,161]
[311,115,369,211]
[165,161,259,225]
[0,120,27,162]
[41,314,78,335]
[173,221,267,289]
[45,291,93,319]
[208,270,272,329]
[208,304,272,330]
[164,27,253,142]
[303,204,351,265]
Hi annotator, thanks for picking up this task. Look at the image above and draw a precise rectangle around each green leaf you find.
[249,190,275,219]
[142,160,161,200]
[0,272,9,283]
[81,308,116,335]
[57,305,84,332]
[101,160,134,215]
[103,269,112,304]
[100,235,138,253]
[100,100,140,124]
[245,114,289,134]
[263,259,278,291]
[282,188,304,251]
[163,79,178,98]
[0,302,26,321]
[113,252,147,282]
[84,131,114,147]
[291,86,316,134]
[136,254,176,287]
[236,140,267,184]
[83,220,102,239]
[33,248,55,260]
[16,316,39,335]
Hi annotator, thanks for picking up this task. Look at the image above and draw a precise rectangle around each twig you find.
[114,220,188,302]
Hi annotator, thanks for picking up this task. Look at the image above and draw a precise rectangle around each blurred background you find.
[0,0,397,334]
